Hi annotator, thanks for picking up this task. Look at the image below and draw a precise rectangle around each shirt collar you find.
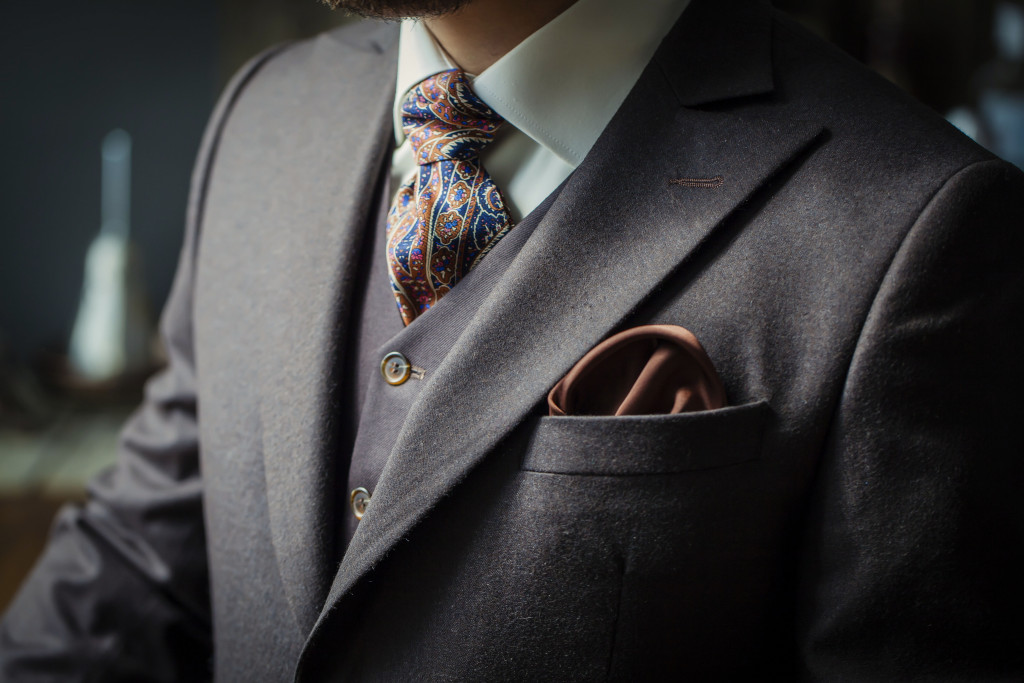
[393,20,457,145]
[393,0,691,167]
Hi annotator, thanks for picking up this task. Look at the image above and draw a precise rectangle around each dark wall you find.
[0,0,219,360]
[774,0,997,112]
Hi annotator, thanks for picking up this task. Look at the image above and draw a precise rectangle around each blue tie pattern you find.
[386,69,512,326]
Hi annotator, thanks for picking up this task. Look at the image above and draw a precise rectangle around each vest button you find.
[381,351,412,385]
[350,487,371,520]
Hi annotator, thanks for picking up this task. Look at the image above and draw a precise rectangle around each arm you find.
[0,47,282,682]
[799,159,1024,679]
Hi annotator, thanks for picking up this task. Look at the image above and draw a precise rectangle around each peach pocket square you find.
[548,325,726,417]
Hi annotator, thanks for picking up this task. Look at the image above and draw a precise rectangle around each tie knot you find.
[401,69,504,165]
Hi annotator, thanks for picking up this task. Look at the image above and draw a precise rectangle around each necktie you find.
[386,69,513,326]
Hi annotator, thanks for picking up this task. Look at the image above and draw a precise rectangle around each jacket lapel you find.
[305,0,824,656]
[257,25,398,633]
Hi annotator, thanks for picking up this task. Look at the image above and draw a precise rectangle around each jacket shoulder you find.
[322,17,400,54]
[223,19,398,105]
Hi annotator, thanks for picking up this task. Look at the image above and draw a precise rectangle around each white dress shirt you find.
[390,0,691,222]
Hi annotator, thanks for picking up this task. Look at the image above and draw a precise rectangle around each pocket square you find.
[548,325,726,417]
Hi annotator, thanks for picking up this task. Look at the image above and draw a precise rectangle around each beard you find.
[320,0,469,19]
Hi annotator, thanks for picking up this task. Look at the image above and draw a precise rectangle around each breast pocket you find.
[520,400,770,476]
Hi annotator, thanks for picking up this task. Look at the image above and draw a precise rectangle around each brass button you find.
[350,487,371,520]
[381,351,411,385]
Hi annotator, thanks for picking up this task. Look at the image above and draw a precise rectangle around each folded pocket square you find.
[548,324,726,417]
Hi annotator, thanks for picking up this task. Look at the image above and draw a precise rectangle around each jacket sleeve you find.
[0,46,283,683]
[798,158,1024,679]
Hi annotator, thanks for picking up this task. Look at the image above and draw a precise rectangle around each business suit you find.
[3,0,1023,679]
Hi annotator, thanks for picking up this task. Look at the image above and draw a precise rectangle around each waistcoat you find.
[339,173,566,551]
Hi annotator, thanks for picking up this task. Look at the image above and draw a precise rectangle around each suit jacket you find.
[4,0,1024,680]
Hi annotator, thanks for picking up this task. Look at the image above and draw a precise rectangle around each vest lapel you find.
[256,26,398,634]
[302,0,825,666]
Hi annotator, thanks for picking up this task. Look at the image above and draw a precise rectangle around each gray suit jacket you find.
[4,0,1024,680]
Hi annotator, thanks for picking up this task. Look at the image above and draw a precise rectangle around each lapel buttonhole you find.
[669,175,724,188]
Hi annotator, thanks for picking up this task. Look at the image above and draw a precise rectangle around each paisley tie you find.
[386,69,513,326]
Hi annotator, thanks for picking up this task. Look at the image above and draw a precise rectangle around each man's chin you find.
[320,0,468,19]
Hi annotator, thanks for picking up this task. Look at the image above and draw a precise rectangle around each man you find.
[3,0,1023,679]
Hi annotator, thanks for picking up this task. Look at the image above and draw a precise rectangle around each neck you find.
[424,0,577,75]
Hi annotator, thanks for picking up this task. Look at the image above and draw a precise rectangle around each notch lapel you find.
[256,27,398,633]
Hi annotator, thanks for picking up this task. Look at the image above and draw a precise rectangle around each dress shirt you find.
[390,0,692,222]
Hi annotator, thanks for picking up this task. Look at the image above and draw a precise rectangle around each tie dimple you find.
[386,69,513,326]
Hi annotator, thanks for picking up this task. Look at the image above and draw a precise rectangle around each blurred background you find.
[1,0,1022,611]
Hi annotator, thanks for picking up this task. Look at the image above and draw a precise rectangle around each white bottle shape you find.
[69,129,151,381]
